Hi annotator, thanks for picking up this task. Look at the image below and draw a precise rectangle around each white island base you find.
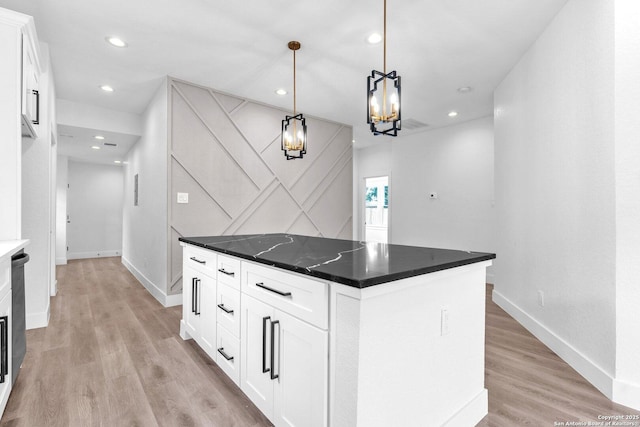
[329,261,490,427]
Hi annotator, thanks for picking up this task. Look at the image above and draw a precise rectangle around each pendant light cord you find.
[293,48,297,116]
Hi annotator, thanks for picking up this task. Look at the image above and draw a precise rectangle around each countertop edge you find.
[0,239,30,262]
[179,237,495,289]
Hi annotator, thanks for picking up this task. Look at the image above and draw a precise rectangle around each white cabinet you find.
[181,246,217,361]
[21,33,40,139]
[241,264,328,427]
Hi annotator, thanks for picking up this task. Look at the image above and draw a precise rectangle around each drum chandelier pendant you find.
[281,41,307,160]
[367,0,401,136]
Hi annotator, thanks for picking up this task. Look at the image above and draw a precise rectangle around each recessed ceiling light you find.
[94,135,105,140]
[448,111,458,117]
[275,88,287,96]
[91,146,100,150]
[367,33,382,44]
[114,160,122,164]
[457,86,472,93]
[100,85,114,92]
[106,36,127,48]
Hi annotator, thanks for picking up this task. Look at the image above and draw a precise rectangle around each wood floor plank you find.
[2,258,638,427]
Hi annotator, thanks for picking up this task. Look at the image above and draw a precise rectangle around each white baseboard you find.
[121,256,180,308]
[613,378,640,411]
[492,289,615,400]
[26,305,50,330]
[55,257,67,265]
[68,250,121,260]
[443,389,488,427]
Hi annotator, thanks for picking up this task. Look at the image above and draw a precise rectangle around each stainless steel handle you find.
[190,256,206,264]
[217,347,234,361]
[217,303,234,315]
[32,89,39,125]
[255,282,292,298]
[218,268,235,277]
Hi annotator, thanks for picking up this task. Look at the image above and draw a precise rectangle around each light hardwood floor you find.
[0,258,637,426]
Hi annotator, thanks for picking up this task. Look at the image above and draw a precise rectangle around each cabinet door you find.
[182,266,199,339]
[274,310,328,427]
[195,274,216,358]
[241,295,275,421]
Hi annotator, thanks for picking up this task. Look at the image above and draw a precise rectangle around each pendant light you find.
[367,0,401,136]
[281,41,307,160]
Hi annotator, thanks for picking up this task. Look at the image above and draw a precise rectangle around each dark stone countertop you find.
[179,234,495,289]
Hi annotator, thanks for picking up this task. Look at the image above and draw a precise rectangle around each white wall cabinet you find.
[21,33,40,139]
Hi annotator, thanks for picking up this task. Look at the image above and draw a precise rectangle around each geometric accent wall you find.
[168,78,353,295]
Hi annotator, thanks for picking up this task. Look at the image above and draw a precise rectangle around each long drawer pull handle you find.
[217,268,235,277]
[255,282,292,297]
[217,303,234,315]
[190,256,206,264]
[217,347,234,362]
[262,316,270,374]
[270,319,280,380]
[191,277,197,314]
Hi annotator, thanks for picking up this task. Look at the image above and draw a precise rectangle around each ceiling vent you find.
[401,119,429,132]
[103,142,118,147]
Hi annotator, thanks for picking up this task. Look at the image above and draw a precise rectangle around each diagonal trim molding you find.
[168,78,353,294]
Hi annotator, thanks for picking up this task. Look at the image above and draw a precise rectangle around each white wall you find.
[66,160,123,259]
[354,117,495,279]
[55,155,68,265]
[613,1,640,409]
[122,80,168,304]
[493,0,637,407]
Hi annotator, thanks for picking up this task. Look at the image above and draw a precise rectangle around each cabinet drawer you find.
[217,255,241,290]
[216,324,240,386]
[216,282,240,338]
[241,261,328,330]
[183,245,217,277]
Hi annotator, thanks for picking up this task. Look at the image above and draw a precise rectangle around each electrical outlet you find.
[177,192,189,204]
[537,290,545,307]
[441,308,450,336]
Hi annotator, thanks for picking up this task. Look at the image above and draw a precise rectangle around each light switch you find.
[177,192,189,204]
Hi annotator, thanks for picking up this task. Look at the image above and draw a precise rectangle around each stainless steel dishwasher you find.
[10,251,28,385]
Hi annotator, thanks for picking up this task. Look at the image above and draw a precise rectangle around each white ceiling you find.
[57,124,139,166]
[1,0,568,148]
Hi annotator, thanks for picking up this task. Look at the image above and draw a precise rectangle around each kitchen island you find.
[179,234,495,427]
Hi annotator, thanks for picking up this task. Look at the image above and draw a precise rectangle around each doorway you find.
[364,176,389,243]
